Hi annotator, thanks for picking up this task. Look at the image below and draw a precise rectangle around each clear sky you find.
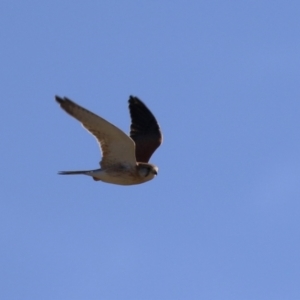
[1,1,300,299]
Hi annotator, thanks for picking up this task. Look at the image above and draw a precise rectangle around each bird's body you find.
[56,95,162,185]
[58,162,158,185]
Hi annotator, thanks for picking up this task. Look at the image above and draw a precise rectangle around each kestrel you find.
[56,95,162,185]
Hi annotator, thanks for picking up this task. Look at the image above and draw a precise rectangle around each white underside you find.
[84,169,153,185]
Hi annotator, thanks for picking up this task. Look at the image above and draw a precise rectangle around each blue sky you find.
[1,1,300,299]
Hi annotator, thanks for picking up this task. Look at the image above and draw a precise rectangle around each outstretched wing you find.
[128,96,162,162]
[56,96,136,168]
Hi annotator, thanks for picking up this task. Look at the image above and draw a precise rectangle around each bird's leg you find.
[92,177,101,181]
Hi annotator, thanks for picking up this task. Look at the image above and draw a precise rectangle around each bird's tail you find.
[58,170,91,175]
[58,169,102,181]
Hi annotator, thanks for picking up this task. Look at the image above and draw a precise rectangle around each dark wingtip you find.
[55,95,64,104]
[128,95,142,104]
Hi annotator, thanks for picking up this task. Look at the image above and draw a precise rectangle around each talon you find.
[93,177,101,181]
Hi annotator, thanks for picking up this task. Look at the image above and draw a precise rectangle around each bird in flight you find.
[56,95,162,185]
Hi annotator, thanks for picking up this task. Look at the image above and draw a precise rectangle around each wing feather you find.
[128,96,162,162]
[56,96,136,168]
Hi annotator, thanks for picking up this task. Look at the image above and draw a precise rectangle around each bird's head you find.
[137,162,158,181]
